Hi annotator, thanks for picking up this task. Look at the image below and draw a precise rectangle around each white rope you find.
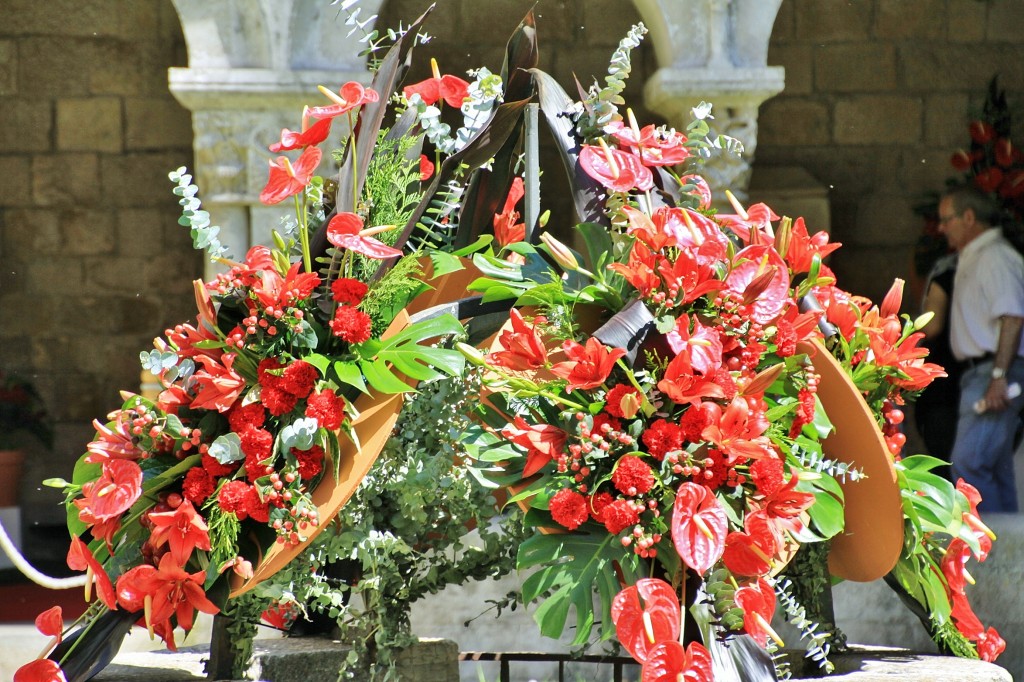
[0,518,87,589]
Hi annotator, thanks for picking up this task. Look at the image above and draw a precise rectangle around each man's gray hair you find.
[943,185,999,226]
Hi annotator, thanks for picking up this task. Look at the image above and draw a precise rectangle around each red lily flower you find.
[252,261,321,311]
[147,500,212,567]
[611,579,681,663]
[67,536,116,610]
[493,177,526,247]
[813,286,860,342]
[85,412,143,463]
[307,81,379,119]
[550,338,626,392]
[784,217,841,274]
[606,121,691,167]
[14,659,66,682]
[723,510,778,577]
[490,309,548,371]
[671,482,727,575]
[608,241,662,299]
[259,145,322,205]
[657,354,727,406]
[734,577,779,648]
[501,416,567,478]
[761,469,815,522]
[700,397,772,463]
[402,61,470,108]
[665,314,723,376]
[640,640,713,682]
[656,246,721,306]
[326,212,403,259]
[724,245,791,325]
[128,553,220,632]
[579,143,654,193]
[190,352,247,413]
[74,459,143,523]
[268,114,332,152]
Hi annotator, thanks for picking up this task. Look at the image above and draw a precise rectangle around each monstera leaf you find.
[354,313,465,392]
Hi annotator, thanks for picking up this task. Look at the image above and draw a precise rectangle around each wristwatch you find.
[991,366,1006,380]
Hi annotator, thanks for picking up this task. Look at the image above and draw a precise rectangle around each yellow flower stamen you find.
[96,483,117,497]
[430,57,441,80]
[643,611,656,644]
[282,156,296,179]
[145,594,155,639]
[680,209,704,244]
[598,138,621,179]
[693,515,715,540]
[725,189,748,221]
[301,105,312,133]
[966,512,997,541]
[84,565,93,603]
[754,612,785,648]
[755,252,771,277]
[36,636,59,661]
[318,84,349,107]
[360,223,398,237]
[963,567,976,586]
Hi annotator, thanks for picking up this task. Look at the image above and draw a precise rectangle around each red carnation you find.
[602,499,640,535]
[218,480,252,519]
[258,357,285,389]
[605,384,641,418]
[243,486,270,524]
[201,452,238,478]
[261,386,299,416]
[228,402,266,432]
[293,445,325,480]
[239,427,273,461]
[281,360,318,398]
[751,457,785,497]
[549,488,589,531]
[182,467,216,505]
[679,404,714,443]
[330,305,373,344]
[590,491,615,523]
[642,418,683,460]
[612,456,656,496]
[331,277,369,306]
[245,451,269,483]
[305,389,346,431]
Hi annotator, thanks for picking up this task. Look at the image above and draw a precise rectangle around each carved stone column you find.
[634,0,785,202]
[168,0,381,277]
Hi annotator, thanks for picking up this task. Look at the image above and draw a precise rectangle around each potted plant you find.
[0,371,53,507]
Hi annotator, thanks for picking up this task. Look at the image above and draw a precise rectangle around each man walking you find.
[939,186,1024,512]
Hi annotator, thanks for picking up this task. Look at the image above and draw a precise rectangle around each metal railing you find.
[459,651,639,682]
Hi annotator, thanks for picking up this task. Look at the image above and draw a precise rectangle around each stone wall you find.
[0,0,199,526]
[758,0,1024,303]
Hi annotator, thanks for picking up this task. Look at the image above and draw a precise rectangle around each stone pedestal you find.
[786,646,1011,682]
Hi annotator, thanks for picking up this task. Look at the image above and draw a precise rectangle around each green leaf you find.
[517,532,636,645]
[806,487,845,539]
[576,221,614,273]
[373,314,466,381]
[333,360,368,394]
[359,359,416,394]
[429,250,466,278]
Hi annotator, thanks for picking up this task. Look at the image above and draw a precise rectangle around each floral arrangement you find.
[15,8,539,681]
[459,26,1005,680]
[0,370,53,450]
[915,75,1024,278]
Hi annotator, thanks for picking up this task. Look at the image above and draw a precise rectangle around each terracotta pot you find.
[0,449,24,507]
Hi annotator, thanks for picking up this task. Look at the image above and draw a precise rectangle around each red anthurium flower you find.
[606,121,691,168]
[723,510,778,577]
[307,81,379,119]
[652,207,729,261]
[969,120,995,144]
[665,314,723,376]
[641,640,713,682]
[35,605,63,641]
[724,245,791,325]
[403,60,471,108]
[74,459,143,522]
[784,217,841,274]
[1000,169,1024,198]
[550,338,626,392]
[717,202,779,245]
[950,149,973,172]
[419,154,434,181]
[259,145,322,205]
[671,482,727,575]
[14,659,67,682]
[493,177,526,247]
[941,538,972,595]
[490,309,548,370]
[501,416,567,478]
[734,577,780,648]
[974,167,1004,193]
[147,500,212,567]
[579,143,654,193]
[956,479,995,560]
[681,174,712,209]
[326,212,403,259]
[611,579,681,663]
[268,114,332,152]
[950,588,985,641]
[132,553,220,633]
[995,138,1014,168]
[190,352,247,413]
[67,536,116,610]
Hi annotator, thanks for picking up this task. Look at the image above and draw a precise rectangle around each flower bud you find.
[880,278,905,318]
[455,342,487,366]
[539,232,579,272]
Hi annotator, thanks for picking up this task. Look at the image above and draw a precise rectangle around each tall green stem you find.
[347,110,359,214]
[294,194,312,273]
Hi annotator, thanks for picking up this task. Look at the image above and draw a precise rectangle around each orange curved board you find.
[798,339,903,582]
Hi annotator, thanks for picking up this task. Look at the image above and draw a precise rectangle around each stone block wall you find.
[0,0,200,527]
[759,0,1024,304]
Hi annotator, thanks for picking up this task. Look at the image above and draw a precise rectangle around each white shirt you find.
[950,228,1024,361]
